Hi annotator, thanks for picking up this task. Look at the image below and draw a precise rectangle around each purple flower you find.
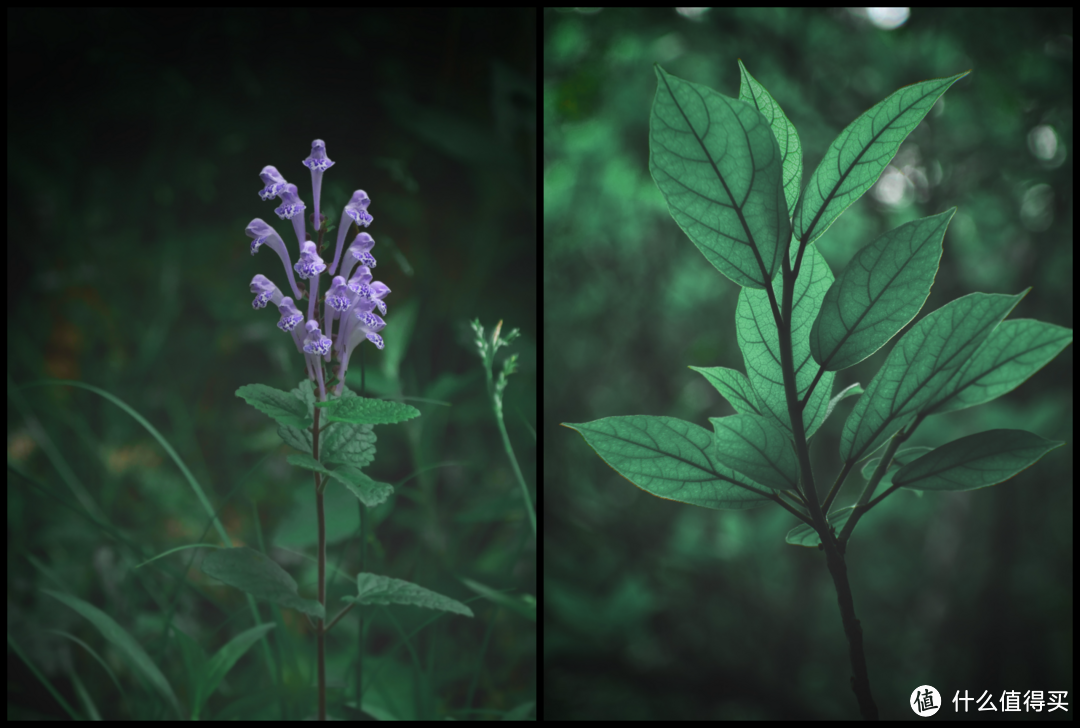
[246,219,304,301]
[328,190,374,277]
[302,139,334,235]
[247,140,390,400]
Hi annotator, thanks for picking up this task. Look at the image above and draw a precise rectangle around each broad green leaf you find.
[194,623,275,719]
[841,290,1027,463]
[200,547,325,619]
[316,396,421,425]
[894,429,1064,492]
[42,589,183,718]
[688,365,766,415]
[708,413,799,492]
[562,416,774,510]
[343,573,474,618]
[792,71,970,248]
[235,383,312,429]
[737,59,802,218]
[786,506,854,547]
[922,319,1073,416]
[285,455,395,507]
[811,209,954,371]
[649,64,790,289]
[328,464,395,508]
[276,379,377,469]
[736,242,836,439]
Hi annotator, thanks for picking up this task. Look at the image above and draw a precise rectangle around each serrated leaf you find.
[894,429,1064,492]
[200,547,325,619]
[736,242,836,439]
[562,416,774,510]
[316,396,421,425]
[737,59,802,218]
[235,383,312,429]
[792,70,970,248]
[343,573,473,617]
[276,379,377,468]
[649,64,790,289]
[841,290,1027,463]
[811,209,954,371]
[327,464,395,508]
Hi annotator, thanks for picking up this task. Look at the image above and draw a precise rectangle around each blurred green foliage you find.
[545,7,1071,720]
[8,8,536,720]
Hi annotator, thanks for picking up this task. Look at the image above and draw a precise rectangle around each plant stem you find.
[775,258,878,720]
[492,397,536,540]
[355,494,367,718]
[313,405,327,721]
[823,546,878,719]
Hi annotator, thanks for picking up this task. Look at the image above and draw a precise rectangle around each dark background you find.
[8,8,536,721]
[544,8,1072,720]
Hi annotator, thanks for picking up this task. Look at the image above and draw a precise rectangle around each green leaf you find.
[841,290,1027,463]
[649,64,791,289]
[42,589,183,718]
[284,455,394,507]
[200,547,325,619]
[194,623,275,719]
[785,506,854,547]
[316,396,421,425]
[235,383,312,429]
[736,242,836,439]
[708,413,799,491]
[688,365,766,415]
[792,70,970,248]
[860,445,930,483]
[811,209,954,371]
[821,382,864,427]
[894,429,1064,492]
[276,379,377,469]
[328,464,395,508]
[562,416,774,510]
[343,573,473,618]
[737,59,802,218]
[923,319,1074,416]
[459,577,536,622]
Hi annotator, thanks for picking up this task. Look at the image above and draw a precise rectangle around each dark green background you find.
[545,8,1072,720]
[8,8,536,720]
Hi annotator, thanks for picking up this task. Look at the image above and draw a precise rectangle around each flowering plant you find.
[208,140,471,720]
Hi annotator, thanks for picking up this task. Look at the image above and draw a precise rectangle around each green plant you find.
[563,62,1071,719]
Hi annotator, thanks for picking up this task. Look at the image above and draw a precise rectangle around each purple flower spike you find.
[246,218,304,301]
[302,139,334,235]
[246,140,388,395]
